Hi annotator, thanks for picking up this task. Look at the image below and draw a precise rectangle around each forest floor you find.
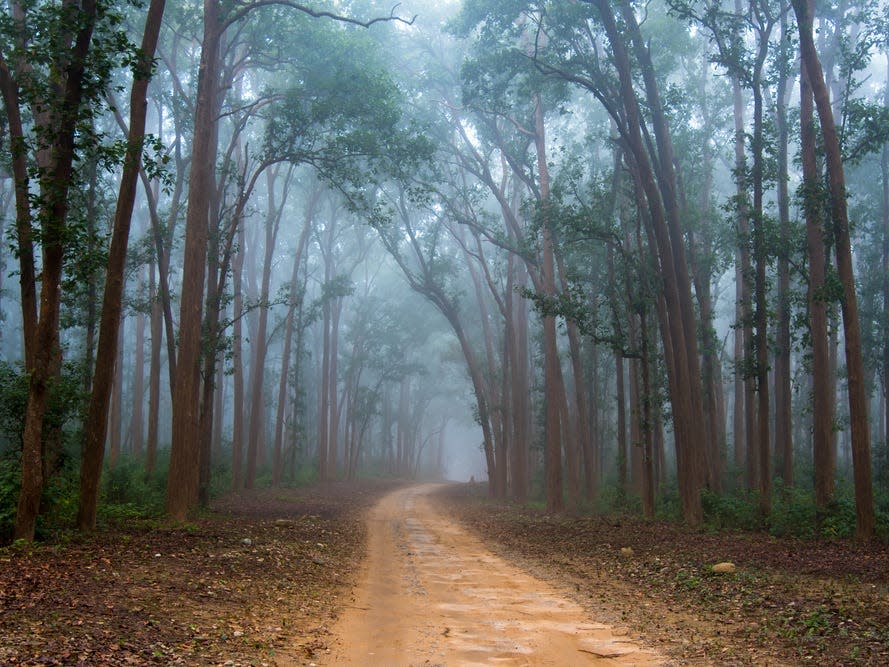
[0,479,887,666]
[439,483,889,666]
[0,479,399,666]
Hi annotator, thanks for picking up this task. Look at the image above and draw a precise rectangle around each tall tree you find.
[77,0,167,530]
[792,0,875,540]
[1,0,140,539]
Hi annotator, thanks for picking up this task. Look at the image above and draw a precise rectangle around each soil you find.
[438,483,889,667]
[323,483,662,665]
[0,480,398,666]
[1,479,887,666]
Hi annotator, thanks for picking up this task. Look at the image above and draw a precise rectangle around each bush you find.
[0,451,21,543]
[701,487,764,532]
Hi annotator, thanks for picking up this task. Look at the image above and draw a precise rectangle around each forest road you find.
[319,483,665,666]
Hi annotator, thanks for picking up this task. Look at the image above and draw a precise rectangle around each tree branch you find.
[223,1,416,32]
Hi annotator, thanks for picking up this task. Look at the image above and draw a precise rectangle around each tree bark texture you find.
[792,0,875,539]
[167,0,222,521]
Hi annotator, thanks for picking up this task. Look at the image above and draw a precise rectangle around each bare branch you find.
[223,1,416,32]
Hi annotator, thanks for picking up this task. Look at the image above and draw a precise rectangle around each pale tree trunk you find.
[534,94,564,514]
[607,245,628,499]
[731,66,758,492]
[685,73,726,493]
[585,325,600,502]
[639,310,656,518]
[749,15,774,517]
[131,300,145,460]
[793,0,875,539]
[231,223,246,490]
[553,238,587,509]
[212,360,224,460]
[733,265,746,475]
[83,162,99,395]
[504,176,530,502]
[774,0,794,488]
[458,224,508,499]
[509,257,530,502]
[882,58,889,453]
[629,350,642,498]
[397,377,409,476]
[245,169,285,488]
[327,297,343,479]
[318,294,331,479]
[140,131,182,392]
[615,351,627,500]
[146,255,161,476]
[379,201,498,491]
[272,196,315,486]
[108,321,125,469]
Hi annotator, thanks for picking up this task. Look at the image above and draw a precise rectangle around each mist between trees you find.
[2,0,889,543]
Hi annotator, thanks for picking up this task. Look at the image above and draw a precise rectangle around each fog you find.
[1,0,888,541]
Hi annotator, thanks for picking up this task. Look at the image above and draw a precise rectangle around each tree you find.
[166,2,416,519]
[792,0,875,540]
[1,0,142,539]
[77,0,167,532]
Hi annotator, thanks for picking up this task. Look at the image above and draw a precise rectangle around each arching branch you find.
[223,1,416,32]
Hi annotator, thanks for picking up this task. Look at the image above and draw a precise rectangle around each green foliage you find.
[0,363,29,449]
[99,457,165,521]
[698,482,889,540]
[0,361,89,541]
[0,451,21,543]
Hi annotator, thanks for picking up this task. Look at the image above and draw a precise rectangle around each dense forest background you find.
[2,0,889,543]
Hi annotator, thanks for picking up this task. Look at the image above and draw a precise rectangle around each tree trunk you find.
[131,294,146,460]
[231,222,246,490]
[730,59,759,492]
[318,296,331,479]
[639,310,656,518]
[882,59,889,456]
[272,197,314,486]
[510,258,530,502]
[76,0,165,529]
[752,74,772,519]
[245,171,284,488]
[327,297,343,479]
[793,0,875,539]
[167,0,222,521]
[774,0,794,488]
[146,255,161,476]
[802,47,834,509]
[12,0,100,541]
[534,94,563,514]
[108,321,124,469]
[601,0,706,525]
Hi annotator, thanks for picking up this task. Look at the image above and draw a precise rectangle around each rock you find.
[620,547,634,557]
[274,519,295,528]
[712,561,736,574]
[241,538,252,546]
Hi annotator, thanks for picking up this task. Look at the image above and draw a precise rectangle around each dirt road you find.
[322,483,664,666]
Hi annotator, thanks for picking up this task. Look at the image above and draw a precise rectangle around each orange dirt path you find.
[320,483,665,666]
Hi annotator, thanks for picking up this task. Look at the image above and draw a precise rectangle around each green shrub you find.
[98,457,165,524]
[0,451,21,543]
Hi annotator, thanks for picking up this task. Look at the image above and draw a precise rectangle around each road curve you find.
[321,483,665,666]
